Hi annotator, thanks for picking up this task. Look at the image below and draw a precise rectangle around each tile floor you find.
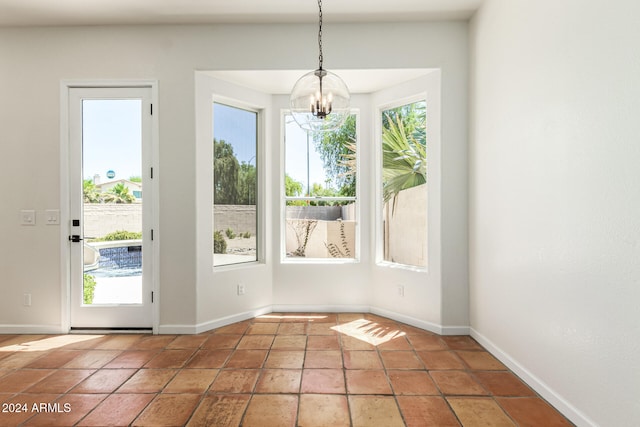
[0,313,574,426]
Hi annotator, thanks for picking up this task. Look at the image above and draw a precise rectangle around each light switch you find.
[21,210,36,226]
[45,209,60,225]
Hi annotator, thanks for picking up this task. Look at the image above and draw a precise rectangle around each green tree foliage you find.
[129,176,142,183]
[214,139,240,204]
[83,274,96,304]
[214,230,227,254]
[92,230,142,242]
[382,102,426,203]
[312,115,357,197]
[285,174,304,197]
[102,182,136,203]
[83,179,101,203]
[237,161,256,205]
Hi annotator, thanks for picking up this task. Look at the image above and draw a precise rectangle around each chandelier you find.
[290,0,350,132]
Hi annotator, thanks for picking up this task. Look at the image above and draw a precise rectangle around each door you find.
[68,86,154,329]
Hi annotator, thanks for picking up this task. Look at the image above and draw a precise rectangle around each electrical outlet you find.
[237,284,246,296]
[397,285,405,297]
[23,293,32,307]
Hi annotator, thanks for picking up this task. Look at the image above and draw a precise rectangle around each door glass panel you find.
[381,100,427,268]
[82,99,143,304]
[213,102,258,267]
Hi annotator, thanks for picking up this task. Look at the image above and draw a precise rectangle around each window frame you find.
[281,109,361,264]
[212,98,263,269]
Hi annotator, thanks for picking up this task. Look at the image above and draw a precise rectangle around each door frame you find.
[60,80,159,333]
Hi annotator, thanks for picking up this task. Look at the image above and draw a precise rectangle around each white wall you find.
[0,22,468,332]
[470,1,640,425]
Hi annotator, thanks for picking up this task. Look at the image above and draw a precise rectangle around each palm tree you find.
[381,105,426,204]
[102,182,135,203]
[83,179,101,203]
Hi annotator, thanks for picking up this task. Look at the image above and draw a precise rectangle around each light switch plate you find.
[45,209,60,225]
[21,210,36,226]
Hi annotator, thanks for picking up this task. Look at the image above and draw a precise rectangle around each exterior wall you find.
[285,219,356,259]
[383,184,427,267]
[83,204,142,239]
[213,205,256,235]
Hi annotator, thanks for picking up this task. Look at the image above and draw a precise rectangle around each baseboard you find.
[369,306,445,335]
[272,304,371,313]
[470,328,597,427]
[194,305,273,334]
[0,324,65,334]
[157,324,198,335]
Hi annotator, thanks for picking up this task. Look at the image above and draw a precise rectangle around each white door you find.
[68,86,154,330]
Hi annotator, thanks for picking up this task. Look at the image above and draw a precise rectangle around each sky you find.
[82,99,142,182]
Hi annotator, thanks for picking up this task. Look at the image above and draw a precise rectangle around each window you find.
[213,102,258,267]
[283,113,358,261]
[381,100,427,268]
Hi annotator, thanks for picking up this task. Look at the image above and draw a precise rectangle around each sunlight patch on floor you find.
[0,334,104,352]
[332,319,406,346]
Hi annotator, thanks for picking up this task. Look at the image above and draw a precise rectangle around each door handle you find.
[69,235,83,243]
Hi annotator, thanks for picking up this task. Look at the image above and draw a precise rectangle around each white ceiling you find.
[0,0,483,27]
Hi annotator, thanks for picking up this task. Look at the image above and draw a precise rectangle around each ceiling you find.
[0,0,483,27]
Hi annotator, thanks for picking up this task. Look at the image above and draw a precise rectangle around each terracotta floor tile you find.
[397,396,461,427]
[346,370,392,394]
[0,369,54,393]
[186,349,232,368]
[457,350,507,370]
[473,371,535,396]
[103,349,159,368]
[144,348,196,368]
[0,352,50,369]
[255,369,301,393]
[236,335,274,350]
[164,369,218,393]
[77,393,155,426]
[340,335,376,350]
[242,394,298,427]
[209,369,260,393]
[378,335,413,351]
[298,394,350,427]
[306,335,340,350]
[63,350,121,369]
[224,349,268,369]
[349,395,405,427]
[271,335,307,350]
[132,393,201,427]
[407,334,448,350]
[304,350,343,368]
[417,350,466,370]
[300,369,346,394]
[264,350,304,369]
[442,336,483,350]
[71,369,137,393]
[497,397,574,427]
[186,394,250,427]
[214,322,250,335]
[388,370,439,395]
[25,350,84,368]
[430,370,488,395]
[203,334,242,349]
[307,323,338,336]
[380,350,424,369]
[448,397,516,427]
[247,323,279,335]
[0,393,61,426]
[277,322,306,335]
[117,369,178,393]
[26,369,94,394]
[343,350,383,369]
[94,335,143,350]
[133,335,177,350]
[166,334,209,349]
[24,393,107,426]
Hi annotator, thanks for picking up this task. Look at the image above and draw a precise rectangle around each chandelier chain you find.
[317,0,323,70]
